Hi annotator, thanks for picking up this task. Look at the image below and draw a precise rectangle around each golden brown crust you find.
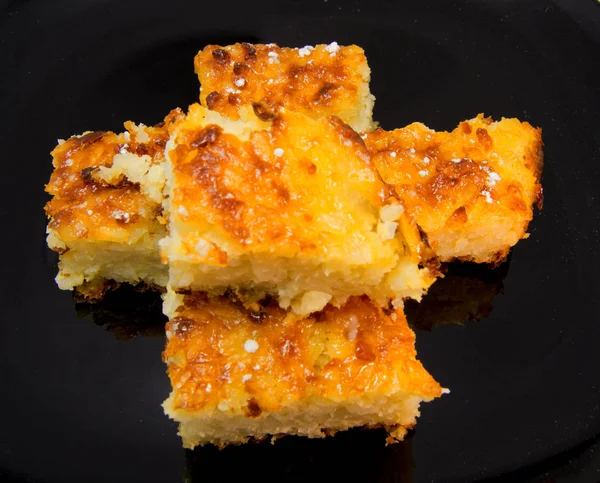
[195,43,373,130]
[364,115,543,263]
[163,294,442,414]
[73,279,166,302]
[168,105,400,256]
[72,279,122,301]
[45,109,184,245]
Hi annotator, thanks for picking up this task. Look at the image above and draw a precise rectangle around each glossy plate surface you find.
[1,0,599,481]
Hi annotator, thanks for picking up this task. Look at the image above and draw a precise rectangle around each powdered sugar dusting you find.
[298,45,314,57]
[325,41,340,55]
[244,339,259,353]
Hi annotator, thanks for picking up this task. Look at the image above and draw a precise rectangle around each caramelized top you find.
[195,43,374,132]
[166,104,413,263]
[45,109,183,245]
[364,115,543,261]
[163,294,442,414]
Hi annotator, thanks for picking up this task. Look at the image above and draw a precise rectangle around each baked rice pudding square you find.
[195,42,375,133]
[162,290,443,448]
[160,104,435,314]
[45,109,183,298]
[364,114,543,264]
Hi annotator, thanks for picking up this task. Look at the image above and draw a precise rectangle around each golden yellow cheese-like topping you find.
[45,109,184,245]
[162,104,434,311]
[195,43,375,132]
[163,293,442,414]
[365,114,543,263]
[167,104,392,257]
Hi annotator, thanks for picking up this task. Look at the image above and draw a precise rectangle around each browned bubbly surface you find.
[364,115,543,263]
[45,109,183,244]
[163,294,442,414]
[195,43,374,131]
[166,106,395,258]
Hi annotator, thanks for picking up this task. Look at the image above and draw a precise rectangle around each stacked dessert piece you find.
[45,43,542,448]
[46,113,181,296]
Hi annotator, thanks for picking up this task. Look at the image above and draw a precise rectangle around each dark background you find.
[1,0,599,482]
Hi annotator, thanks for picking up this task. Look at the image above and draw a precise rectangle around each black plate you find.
[1,0,599,482]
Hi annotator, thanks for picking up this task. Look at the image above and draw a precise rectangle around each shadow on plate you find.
[74,284,167,340]
[73,259,510,339]
[184,428,415,483]
[405,259,510,331]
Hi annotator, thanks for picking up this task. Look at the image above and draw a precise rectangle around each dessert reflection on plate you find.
[184,428,415,483]
[405,259,510,331]
[74,259,510,339]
